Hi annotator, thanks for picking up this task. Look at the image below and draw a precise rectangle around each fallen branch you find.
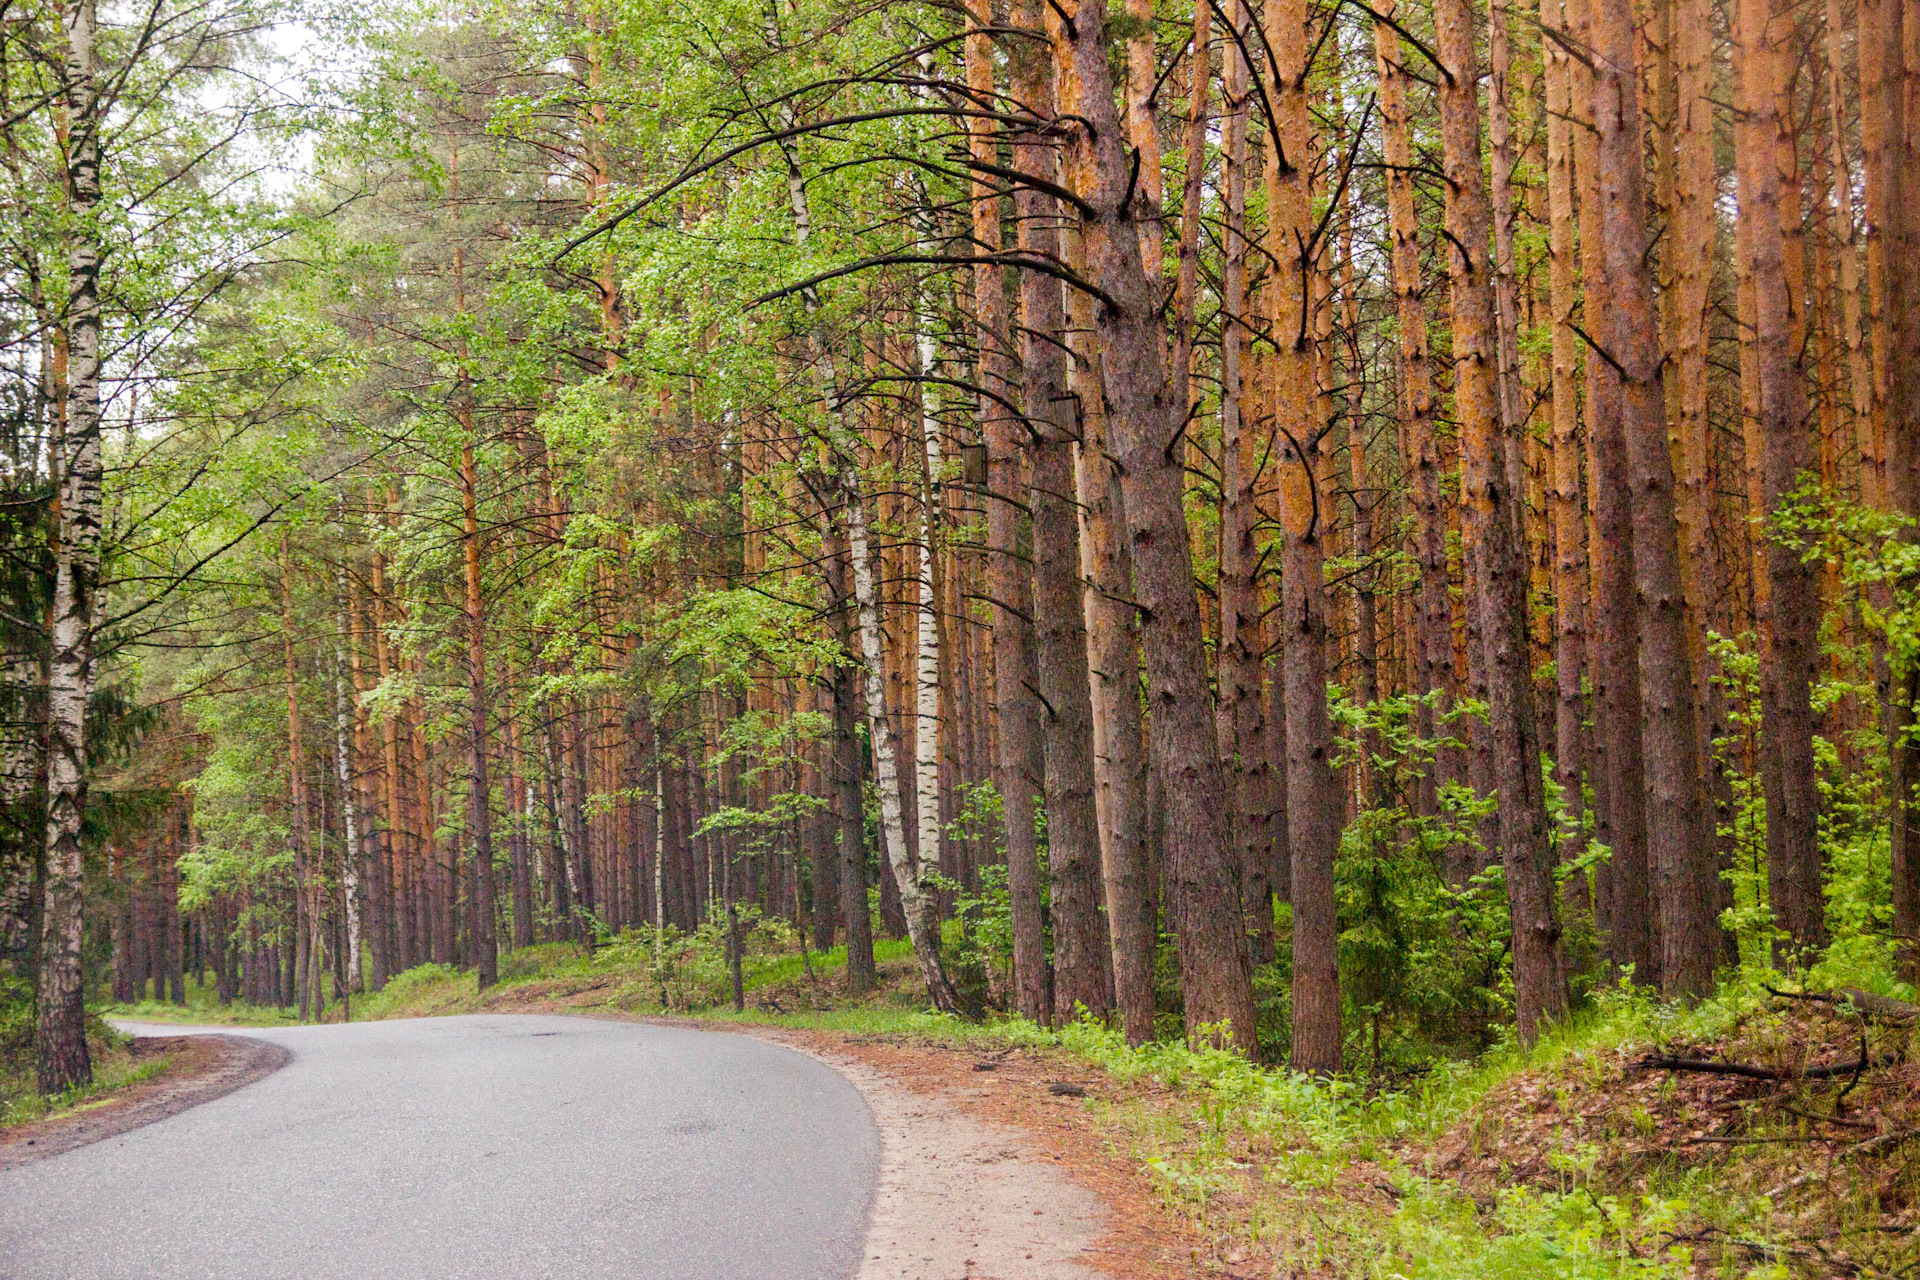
[1633,1053,1899,1081]
[1777,1103,1875,1131]
[1765,985,1920,1021]
[1766,1129,1920,1199]
[1679,1133,1849,1145]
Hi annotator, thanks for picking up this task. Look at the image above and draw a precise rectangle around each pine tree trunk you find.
[1216,0,1277,967]
[1014,11,1108,1020]
[1670,0,1738,966]
[1861,0,1919,972]
[1057,0,1256,1052]
[1374,3,1457,818]
[459,429,499,987]
[1066,218,1157,1044]
[1264,0,1342,1072]
[1730,0,1823,955]
[1439,0,1567,1040]
[1339,99,1378,810]
[1594,0,1721,996]
[1566,0,1649,977]
[1543,0,1594,927]
[962,1,1048,1022]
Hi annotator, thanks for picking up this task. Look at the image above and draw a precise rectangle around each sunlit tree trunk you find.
[1543,0,1591,906]
[1374,2,1456,819]
[1264,0,1341,1072]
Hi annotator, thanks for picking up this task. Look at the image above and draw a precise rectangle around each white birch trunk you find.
[778,117,955,1010]
[37,0,103,1091]
[914,322,943,904]
[332,577,363,990]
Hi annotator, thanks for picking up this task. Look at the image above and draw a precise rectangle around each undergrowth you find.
[2,981,167,1130]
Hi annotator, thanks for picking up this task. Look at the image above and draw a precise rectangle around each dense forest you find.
[0,0,1916,1100]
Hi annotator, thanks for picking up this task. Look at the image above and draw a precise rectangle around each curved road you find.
[0,1014,879,1279]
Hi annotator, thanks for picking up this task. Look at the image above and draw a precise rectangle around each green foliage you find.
[1312,688,1538,1068]
[0,974,140,1122]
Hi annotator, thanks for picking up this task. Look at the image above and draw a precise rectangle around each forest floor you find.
[107,944,1920,1278]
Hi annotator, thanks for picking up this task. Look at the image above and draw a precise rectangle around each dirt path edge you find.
[556,1010,1113,1279]
[0,1034,290,1171]
[742,1027,1110,1280]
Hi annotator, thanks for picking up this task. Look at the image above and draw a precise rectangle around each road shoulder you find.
[0,1034,289,1171]
[556,1010,1202,1279]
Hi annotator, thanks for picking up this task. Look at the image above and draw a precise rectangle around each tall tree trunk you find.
[961,0,1048,1022]
[1594,0,1721,996]
[507,714,534,950]
[1339,99,1378,810]
[1670,0,1737,967]
[458,427,499,988]
[825,518,878,994]
[771,101,957,1009]
[913,322,945,987]
[281,542,316,1022]
[1826,0,1875,512]
[345,558,389,988]
[1861,0,1919,973]
[1543,0,1591,900]
[1265,0,1342,1072]
[1057,0,1257,1053]
[1439,0,1567,1040]
[1014,10,1108,1020]
[1216,0,1278,969]
[332,574,363,993]
[1569,0,1650,978]
[1067,211,1157,1044]
[1734,0,1825,956]
[1374,2,1456,818]
[35,0,101,1093]
[841,471,957,1011]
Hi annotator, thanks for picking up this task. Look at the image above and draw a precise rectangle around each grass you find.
[109,982,305,1027]
[349,931,927,1025]
[0,1020,176,1133]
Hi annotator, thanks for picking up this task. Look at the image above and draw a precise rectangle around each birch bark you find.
[35,0,101,1092]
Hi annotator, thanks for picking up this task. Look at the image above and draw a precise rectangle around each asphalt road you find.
[0,1014,879,1279]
